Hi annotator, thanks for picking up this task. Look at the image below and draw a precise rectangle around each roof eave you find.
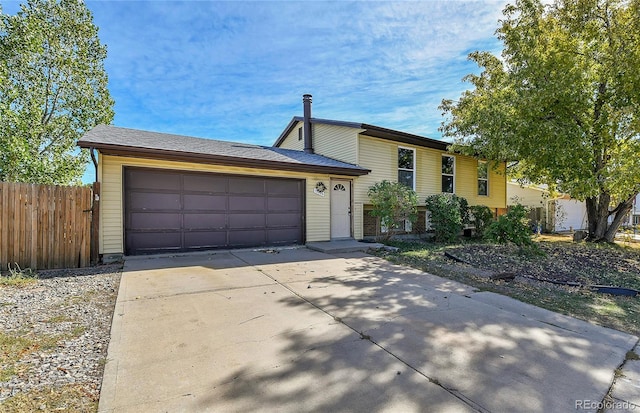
[273,117,303,147]
[359,124,450,151]
[79,141,370,177]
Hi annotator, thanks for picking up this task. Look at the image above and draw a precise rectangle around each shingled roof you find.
[78,125,370,176]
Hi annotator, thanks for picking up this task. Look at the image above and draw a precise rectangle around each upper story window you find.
[441,155,455,193]
[398,147,415,189]
[478,160,488,196]
[298,127,303,141]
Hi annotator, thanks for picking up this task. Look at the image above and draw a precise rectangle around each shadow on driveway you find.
[99,248,638,413]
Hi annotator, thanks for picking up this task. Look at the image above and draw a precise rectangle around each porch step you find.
[306,239,384,254]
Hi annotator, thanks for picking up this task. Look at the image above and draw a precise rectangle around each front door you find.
[330,180,351,239]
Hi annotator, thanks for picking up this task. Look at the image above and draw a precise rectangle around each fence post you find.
[91,182,101,265]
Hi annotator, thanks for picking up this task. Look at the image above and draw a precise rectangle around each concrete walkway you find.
[100,248,638,412]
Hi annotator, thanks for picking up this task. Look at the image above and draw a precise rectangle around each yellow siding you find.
[277,121,304,150]
[416,146,445,195]
[305,175,331,242]
[99,154,336,254]
[353,202,364,240]
[312,123,360,164]
[455,157,506,208]
[354,136,397,203]
[354,135,507,210]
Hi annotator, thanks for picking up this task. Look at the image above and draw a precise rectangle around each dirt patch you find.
[445,242,640,290]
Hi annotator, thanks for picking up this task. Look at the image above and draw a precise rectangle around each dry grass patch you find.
[0,384,98,413]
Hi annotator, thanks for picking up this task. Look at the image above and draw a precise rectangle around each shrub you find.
[469,205,494,239]
[0,263,38,287]
[368,180,418,241]
[425,194,469,243]
[485,204,537,251]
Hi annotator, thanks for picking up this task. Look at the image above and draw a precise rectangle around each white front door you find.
[330,180,351,239]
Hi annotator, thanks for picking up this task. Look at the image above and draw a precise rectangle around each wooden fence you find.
[0,182,92,270]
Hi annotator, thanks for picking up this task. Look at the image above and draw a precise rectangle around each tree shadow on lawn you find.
[199,255,634,412]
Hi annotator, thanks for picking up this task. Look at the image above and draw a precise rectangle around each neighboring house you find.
[626,194,640,227]
[78,95,507,260]
[507,182,588,232]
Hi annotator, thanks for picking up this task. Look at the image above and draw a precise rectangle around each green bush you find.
[469,205,494,239]
[425,194,469,243]
[485,204,537,251]
[368,180,418,241]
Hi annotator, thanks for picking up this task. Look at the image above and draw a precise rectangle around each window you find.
[634,215,640,225]
[441,155,455,193]
[398,147,415,189]
[298,127,303,141]
[477,160,488,196]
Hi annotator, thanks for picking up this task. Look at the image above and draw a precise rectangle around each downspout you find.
[90,147,98,183]
[89,147,100,265]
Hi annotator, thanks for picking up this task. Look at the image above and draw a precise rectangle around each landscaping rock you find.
[573,230,588,242]
[0,264,121,404]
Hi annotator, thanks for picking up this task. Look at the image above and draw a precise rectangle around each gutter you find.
[77,142,370,177]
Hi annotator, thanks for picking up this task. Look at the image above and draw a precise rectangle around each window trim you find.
[398,146,416,190]
[477,160,489,196]
[441,155,455,193]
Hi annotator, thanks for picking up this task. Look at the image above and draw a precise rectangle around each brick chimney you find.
[303,94,313,154]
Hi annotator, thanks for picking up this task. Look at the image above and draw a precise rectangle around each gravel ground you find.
[0,264,121,405]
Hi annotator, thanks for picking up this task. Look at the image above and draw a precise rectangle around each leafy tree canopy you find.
[0,0,114,184]
[440,0,640,242]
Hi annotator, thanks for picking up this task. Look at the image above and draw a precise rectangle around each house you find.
[78,95,507,260]
[624,194,640,227]
[507,182,588,232]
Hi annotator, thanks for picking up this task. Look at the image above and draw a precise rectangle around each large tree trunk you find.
[603,197,635,242]
[585,193,636,242]
[585,194,610,241]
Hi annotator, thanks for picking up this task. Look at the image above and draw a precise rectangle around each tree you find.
[0,0,114,185]
[367,180,418,241]
[440,0,640,242]
[485,204,536,250]
[425,193,469,243]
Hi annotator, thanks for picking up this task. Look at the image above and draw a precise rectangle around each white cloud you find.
[6,0,516,143]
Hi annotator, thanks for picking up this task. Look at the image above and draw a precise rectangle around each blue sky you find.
[2,0,510,146]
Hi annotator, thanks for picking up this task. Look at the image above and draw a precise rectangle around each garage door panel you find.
[126,232,181,252]
[129,192,181,210]
[183,174,227,192]
[229,230,266,246]
[267,180,300,195]
[183,213,226,230]
[228,213,265,229]
[125,168,303,254]
[183,194,227,210]
[267,213,300,227]
[267,228,303,244]
[129,212,181,230]
[228,177,265,194]
[229,196,266,211]
[184,231,227,248]
[126,170,181,190]
[268,197,301,211]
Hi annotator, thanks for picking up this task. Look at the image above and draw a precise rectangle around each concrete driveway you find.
[100,248,638,412]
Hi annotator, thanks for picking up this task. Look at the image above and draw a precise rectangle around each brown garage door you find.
[124,168,304,255]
